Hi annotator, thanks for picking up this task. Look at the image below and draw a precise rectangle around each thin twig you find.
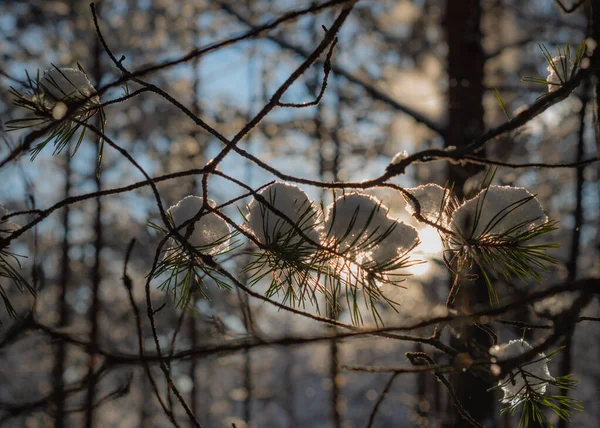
[121,239,181,427]
[365,372,399,428]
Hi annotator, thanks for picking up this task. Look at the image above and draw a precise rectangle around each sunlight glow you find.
[407,261,430,276]
[405,226,444,276]
[416,226,444,254]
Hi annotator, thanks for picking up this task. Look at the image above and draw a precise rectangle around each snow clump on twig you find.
[167,196,231,255]
[546,56,574,93]
[40,67,100,120]
[450,185,547,240]
[390,150,409,165]
[490,339,554,405]
[324,193,418,267]
[246,182,321,250]
[404,184,453,226]
[41,67,100,105]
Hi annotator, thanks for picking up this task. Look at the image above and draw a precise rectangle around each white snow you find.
[391,150,409,165]
[546,56,573,93]
[324,193,418,267]
[40,67,100,108]
[324,193,389,252]
[451,185,547,240]
[247,182,320,249]
[368,219,419,267]
[404,184,450,225]
[167,196,231,255]
[490,340,554,405]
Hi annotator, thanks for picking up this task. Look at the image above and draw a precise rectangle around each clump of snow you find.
[451,186,547,240]
[490,340,554,405]
[247,182,320,249]
[324,193,389,253]
[167,196,231,255]
[40,67,100,114]
[546,56,573,93]
[368,219,419,267]
[391,150,409,165]
[324,193,418,267]
[0,204,20,238]
[404,184,451,225]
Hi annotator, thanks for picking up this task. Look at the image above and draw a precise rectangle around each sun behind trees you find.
[0,1,599,427]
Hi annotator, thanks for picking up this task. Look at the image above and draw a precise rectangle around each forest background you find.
[0,0,599,427]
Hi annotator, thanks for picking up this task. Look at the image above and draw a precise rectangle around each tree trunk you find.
[558,72,590,428]
[84,15,104,425]
[52,149,72,428]
[444,1,494,426]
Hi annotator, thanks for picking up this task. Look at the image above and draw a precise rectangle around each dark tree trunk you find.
[188,314,199,424]
[283,316,297,428]
[53,2,78,425]
[443,1,494,426]
[85,15,104,426]
[592,1,600,151]
[445,0,485,190]
[189,25,202,425]
[558,74,590,428]
[592,4,600,428]
[313,17,343,424]
[52,150,72,428]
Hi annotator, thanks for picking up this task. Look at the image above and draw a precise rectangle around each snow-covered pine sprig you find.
[489,340,582,427]
[323,193,419,265]
[148,196,237,308]
[404,182,457,227]
[243,183,328,311]
[243,244,329,313]
[445,171,558,303]
[321,192,420,324]
[244,184,421,325]
[246,182,322,252]
[522,42,586,93]
[0,205,35,319]
[6,65,106,169]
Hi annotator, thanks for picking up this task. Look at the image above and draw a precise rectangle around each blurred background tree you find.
[0,0,598,427]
